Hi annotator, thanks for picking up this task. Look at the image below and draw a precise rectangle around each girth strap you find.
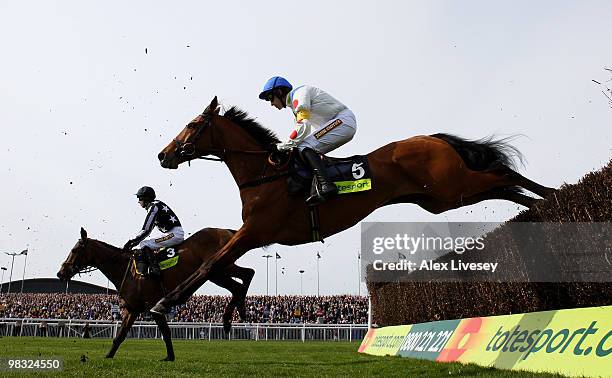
[309,205,324,243]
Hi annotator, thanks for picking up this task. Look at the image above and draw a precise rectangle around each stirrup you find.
[136,261,149,276]
[307,176,326,205]
[308,188,337,205]
[149,266,161,278]
[306,193,326,206]
[149,258,161,278]
[134,249,149,276]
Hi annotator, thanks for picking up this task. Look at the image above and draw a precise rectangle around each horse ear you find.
[210,96,219,115]
[80,227,87,240]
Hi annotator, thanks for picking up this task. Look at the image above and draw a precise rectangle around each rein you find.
[117,255,133,297]
[77,267,97,274]
[72,247,133,297]
[191,148,271,162]
[189,149,292,189]
[238,171,291,189]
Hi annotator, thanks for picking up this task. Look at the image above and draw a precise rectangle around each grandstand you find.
[0,278,115,294]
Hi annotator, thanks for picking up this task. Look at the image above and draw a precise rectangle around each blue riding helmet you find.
[259,76,293,100]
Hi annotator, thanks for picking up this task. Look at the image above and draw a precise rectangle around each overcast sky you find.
[1,1,611,296]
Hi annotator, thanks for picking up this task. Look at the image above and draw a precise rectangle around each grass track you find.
[0,337,563,377]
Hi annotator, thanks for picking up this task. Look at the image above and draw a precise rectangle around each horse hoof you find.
[105,355,114,359]
[161,356,175,362]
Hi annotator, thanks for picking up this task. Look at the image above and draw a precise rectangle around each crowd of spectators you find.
[0,293,116,321]
[0,293,368,324]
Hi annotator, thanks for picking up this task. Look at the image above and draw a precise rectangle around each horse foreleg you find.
[151,228,255,314]
[105,310,137,358]
[151,313,175,361]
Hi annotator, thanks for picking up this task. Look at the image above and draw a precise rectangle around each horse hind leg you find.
[503,169,557,198]
[442,166,546,208]
[459,187,539,209]
[151,313,175,361]
[391,187,538,214]
[210,271,248,335]
[384,194,455,214]
[434,186,539,210]
[225,264,255,320]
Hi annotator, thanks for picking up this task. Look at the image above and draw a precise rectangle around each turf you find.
[0,337,564,377]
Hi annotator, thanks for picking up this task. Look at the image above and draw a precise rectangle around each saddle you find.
[269,149,374,244]
[133,246,182,276]
[280,149,374,197]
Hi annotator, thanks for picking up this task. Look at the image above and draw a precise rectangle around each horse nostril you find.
[158,152,166,162]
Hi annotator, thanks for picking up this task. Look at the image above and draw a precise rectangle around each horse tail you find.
[430,133,524,172]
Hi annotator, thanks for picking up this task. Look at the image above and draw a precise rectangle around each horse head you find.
[158,96,221,169]
[57,227,94,281]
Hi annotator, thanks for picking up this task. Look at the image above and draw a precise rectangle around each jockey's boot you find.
[144,247,161,278]
[302,148,338,205]
[133,249,149,276]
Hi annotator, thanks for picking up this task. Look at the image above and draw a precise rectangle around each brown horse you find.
[151,96,556,313]
[57,227,254,361]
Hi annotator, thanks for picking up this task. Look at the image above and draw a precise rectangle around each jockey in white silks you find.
[259,76,357,205]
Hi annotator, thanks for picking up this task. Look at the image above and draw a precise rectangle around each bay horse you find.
[57,227,254,361]
[151,96,556,313]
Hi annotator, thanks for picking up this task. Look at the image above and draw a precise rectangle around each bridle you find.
[173,112,223,162]
[173,111,270,163]
[171,109,294,189]
[64,238,133,297]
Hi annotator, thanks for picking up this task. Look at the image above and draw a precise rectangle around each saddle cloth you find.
[133,247,181,275]
[287,153,373,196]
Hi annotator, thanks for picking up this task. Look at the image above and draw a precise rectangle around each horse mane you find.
[221,106,281,147]
[89,238,127,261]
